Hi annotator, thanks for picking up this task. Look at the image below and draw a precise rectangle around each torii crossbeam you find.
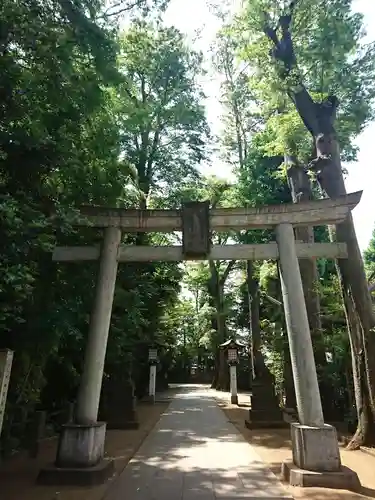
[40,191,362,486]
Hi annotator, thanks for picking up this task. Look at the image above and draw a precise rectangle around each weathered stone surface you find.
[277,223,324,427]
[38,459,114,486]
[55,422,106,468]
[71,192,362,231]
[181,200,210,258]
[291,422,341,472]
[231,394,238,404]
[99,376,139,429]
[281,461,361,491]
[75,227,121,425]
[247,379,287,428]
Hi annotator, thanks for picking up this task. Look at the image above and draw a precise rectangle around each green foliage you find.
[364,226,375,278]
[210,1,361,408]
[231,0,375,161]
[1,0,370,451]
[117,22,209,205]
[0,0,210,452]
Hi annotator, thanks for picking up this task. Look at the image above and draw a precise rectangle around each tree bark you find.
[246,261,268,379]
[216,281,228,390]
[246,261,256,380]
[208,260,236,391]
[264,13,375,445]
[307,104,375,447]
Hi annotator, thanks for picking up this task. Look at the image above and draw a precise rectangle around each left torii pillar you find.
[38,227,121,485]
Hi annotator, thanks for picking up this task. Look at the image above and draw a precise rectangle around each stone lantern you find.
[219,339,245,405]
[148,347,158,404]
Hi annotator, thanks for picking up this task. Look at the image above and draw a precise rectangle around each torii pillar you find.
[38,192,362,488]
[38,227,121,485]
[276,223,360,489]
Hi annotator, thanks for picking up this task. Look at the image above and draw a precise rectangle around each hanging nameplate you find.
[182,201,210,259]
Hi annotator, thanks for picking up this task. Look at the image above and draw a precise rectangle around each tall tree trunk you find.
[264,16,375,446]
[208,260,235,391]
[216,282,229,390]
[246,261,268,378]
[309,123,375,447]
[246,261,256,380]
[344,288,375,448]
[285,155,324,358]
[209,294,220,389]
[272,261,296,408]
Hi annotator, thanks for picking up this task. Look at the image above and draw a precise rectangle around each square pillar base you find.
[231,395,238,405]
[57,422,107,468]
[281,461,361,491]
[37,422,113,486]
[291,422,340,472]
[37,459,114,486]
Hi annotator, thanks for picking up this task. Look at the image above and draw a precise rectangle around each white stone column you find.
[229,364,238,405]
[149,364,156,404]
[76,227,121,424]
[276,223,324,427]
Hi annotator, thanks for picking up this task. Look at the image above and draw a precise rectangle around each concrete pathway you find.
[105,385,293,500]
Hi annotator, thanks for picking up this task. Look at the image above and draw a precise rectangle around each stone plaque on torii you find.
[39,192,362,489]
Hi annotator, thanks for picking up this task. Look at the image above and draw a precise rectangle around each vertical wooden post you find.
[149,365,156,404]
[0,349,13,438]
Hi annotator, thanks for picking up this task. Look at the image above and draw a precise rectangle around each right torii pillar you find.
[276,223,360,489]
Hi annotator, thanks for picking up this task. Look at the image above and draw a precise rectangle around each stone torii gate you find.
[39,192,361,489]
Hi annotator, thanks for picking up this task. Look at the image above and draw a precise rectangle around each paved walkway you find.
[105,385,293,500]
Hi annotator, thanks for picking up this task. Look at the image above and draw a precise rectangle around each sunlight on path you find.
[105,385,292,499]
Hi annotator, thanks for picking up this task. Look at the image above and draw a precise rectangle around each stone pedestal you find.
[282,461,361,490]
[38,422,114,485]
[99,377,139,430]
[56,422,106,468]
[280,422,361,490]
[246,380,287,429]
[230,365,238,405]
[291,423,340,472]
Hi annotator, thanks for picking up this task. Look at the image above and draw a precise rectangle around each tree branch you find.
[101,0,147,18]
[262,3,321,136]
[261,292,282,307]
[220,260,237,286]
